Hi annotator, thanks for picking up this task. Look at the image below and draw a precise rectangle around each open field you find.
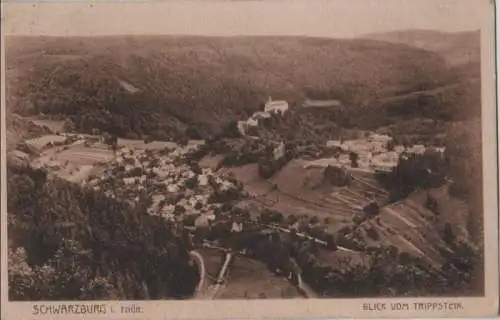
[25,117,65,133]
[194,247,302,299]
[217,256,303,299]
[25,126,204,182]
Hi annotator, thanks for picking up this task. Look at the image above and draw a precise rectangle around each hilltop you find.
[6,35,459,141]
[359,30,481,122]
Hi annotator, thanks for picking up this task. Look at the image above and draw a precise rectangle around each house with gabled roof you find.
[264,97,289,115]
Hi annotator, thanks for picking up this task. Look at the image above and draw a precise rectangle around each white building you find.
[371,152,399,170]
[252,111,272,119]
[237,121,247,136]
[326,140,342,149]
[273,141,286,160]
[368,133,392,143]
[345,140,371,154]
[394,145,406,154]
[408,144,426,155]
[246,118,259,127]
[264,97,289,115]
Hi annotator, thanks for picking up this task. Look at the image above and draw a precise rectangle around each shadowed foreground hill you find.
[7,35,458,140]
[7,163,199,300]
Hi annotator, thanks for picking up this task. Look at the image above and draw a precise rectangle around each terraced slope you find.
[222,157,474,274]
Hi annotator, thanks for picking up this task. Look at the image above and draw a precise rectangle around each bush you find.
[186,126,203,140]
[365,227,380,241]
[349,152,359,168]
[220,121,242,139]
[184,176,198,189]
[426,194,438,213]
[363,202,380,217]
[258,160,274,179]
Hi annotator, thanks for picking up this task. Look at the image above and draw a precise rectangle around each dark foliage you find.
[7,164,199,301]
[377,150,447,201]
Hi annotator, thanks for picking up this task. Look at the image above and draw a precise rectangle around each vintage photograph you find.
[1,0,497,315]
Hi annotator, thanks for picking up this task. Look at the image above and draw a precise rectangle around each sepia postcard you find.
[1,0,498,319]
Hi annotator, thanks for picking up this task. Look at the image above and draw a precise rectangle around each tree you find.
[260,210,272,224]
[271,212,284,224]
[143,135,153,144]
[363,201,380,218]
[385,151,447,200]
[443,223,455,245]
[325,234,338,251]
[177,136,189,147]
[349,152,359,168]
[258,160,274,179]
[184,176,198,190]
[287,214,298,225]
[426,194,438,214]
[221,121,242,139]
[310,216,319,225]
[186,126,203,140]
[387,139,395,151]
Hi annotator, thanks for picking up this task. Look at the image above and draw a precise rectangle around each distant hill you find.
[359,30,481,124]
[6,35,457,140]
[360,29,480,79]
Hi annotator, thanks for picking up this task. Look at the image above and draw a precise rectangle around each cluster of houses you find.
[234,96,446,173]
[323,133,445,172]
[85,145,242,226]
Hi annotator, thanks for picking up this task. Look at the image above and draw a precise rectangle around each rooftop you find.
[303,99,342,108]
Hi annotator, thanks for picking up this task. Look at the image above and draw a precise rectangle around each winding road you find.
[190,247,235,300]
[189,250,207,297]
[187,219,360,300]
[190,244,322,300]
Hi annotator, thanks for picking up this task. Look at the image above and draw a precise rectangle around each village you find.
[6,94,454,300]
[17,96,447,233]
[238,97,445,173]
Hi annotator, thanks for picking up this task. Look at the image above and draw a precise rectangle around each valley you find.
[6,29,484,301]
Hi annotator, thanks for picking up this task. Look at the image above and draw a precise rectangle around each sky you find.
[3,0,489,38]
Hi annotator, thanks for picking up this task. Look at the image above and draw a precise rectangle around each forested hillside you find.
[6,35,462,141]
[7,163,199,300]
[361,29,480,74]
